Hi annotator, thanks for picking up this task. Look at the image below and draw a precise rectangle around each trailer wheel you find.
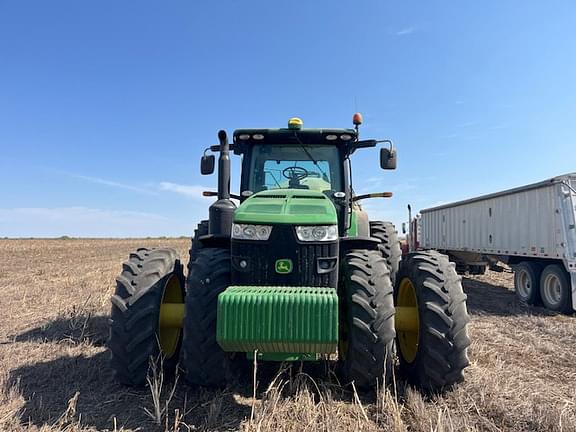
[514,262,542,305]
[395,251,470,391]
[540,264,572,313]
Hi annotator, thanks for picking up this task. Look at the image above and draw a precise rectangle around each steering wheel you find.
[282,166,309,181]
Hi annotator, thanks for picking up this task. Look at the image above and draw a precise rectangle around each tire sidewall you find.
[394,256,424,378]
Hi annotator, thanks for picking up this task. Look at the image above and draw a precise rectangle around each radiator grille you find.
[231,225,338,287]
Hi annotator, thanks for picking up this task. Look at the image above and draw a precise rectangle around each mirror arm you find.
[376,139,394,151]
[352,192,393,202]
[203,191,241,200]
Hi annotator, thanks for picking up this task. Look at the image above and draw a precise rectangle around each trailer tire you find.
[339,250,396,389]
[395,251,471,391]
[514,262,542,305]
[539,264,572,313]
[370,221,402,285]
[182,248,232,387]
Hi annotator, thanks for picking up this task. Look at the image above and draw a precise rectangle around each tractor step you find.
[216,286,338,354]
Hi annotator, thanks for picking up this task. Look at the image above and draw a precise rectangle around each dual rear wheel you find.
[514,261,573,313]
[339,249,471,391]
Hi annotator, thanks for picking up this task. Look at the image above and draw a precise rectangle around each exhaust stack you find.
[217,130,231,200]
[209,130,236,236]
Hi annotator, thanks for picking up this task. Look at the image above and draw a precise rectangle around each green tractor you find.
[109,115,470,390]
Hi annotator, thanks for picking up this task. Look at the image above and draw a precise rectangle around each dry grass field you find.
[0,239,575,431]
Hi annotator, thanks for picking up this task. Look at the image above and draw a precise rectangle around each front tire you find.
[339,250,396,389]
[395,251,470,391]
[109,248,185,386]
[182,248,232,386]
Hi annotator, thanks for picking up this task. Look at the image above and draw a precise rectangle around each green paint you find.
[275,259,293,274]
[216,286,339,354]
[347,208,359,237]
[234,189,338,225]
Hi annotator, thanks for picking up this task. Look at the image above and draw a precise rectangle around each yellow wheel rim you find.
[158,275,183,358]
[396,278,420,363]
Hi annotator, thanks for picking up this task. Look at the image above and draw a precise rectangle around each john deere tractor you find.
[109,115,470,390]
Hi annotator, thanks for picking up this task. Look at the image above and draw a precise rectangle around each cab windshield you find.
[248,144,342,194]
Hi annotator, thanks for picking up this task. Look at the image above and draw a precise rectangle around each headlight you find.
[232,224,272,241]
[295,225,338,242]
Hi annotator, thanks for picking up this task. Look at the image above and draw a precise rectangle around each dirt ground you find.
[0,239,575,431]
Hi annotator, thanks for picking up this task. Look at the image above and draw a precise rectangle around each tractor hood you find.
[234,189,338,225]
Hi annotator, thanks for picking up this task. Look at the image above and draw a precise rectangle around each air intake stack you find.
[208,130,235,236]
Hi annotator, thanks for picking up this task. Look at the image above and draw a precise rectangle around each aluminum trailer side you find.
[419,173,576,313]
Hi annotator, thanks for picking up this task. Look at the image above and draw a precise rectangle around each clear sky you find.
[1,1,575,237]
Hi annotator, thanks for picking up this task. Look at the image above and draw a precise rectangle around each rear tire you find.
[109,248,185,386]
[513,261,542,305]
[188,220,209,267]
[539,264,572,313]
[339,249,396,389]
[395,251,470,391]
[182,248,232,386]
[370,221,402,285]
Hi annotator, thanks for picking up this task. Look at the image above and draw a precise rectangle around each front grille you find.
[231,225,338,288]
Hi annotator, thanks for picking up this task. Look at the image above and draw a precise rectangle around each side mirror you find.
[402,222,406,234]
[201,155,215,175]
[380,147,397,170]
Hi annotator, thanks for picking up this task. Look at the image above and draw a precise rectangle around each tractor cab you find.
[201,116,397,238]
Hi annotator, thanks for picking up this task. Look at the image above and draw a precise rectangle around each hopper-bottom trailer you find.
[405,174,576,313]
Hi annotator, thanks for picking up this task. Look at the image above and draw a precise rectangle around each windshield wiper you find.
[293,132,329,180]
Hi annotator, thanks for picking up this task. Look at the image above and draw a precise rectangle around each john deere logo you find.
[275,259,293,274]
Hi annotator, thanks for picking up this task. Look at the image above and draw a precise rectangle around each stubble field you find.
[0,239,575,431]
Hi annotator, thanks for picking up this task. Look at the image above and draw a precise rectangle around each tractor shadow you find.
[8,316,251,431]
[12,314,109,346]
[462,276,555,317]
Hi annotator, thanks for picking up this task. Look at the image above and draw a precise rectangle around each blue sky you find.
[1,1,575,237]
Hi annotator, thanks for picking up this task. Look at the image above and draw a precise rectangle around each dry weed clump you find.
[1,239,575,432]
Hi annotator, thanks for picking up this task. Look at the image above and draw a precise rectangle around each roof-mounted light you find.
[353,112,363,126]
[340,134,353,141]
[325,134,338,141]
[288,117,303,130]
[253,133,264,140]
[238,134,250,140]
